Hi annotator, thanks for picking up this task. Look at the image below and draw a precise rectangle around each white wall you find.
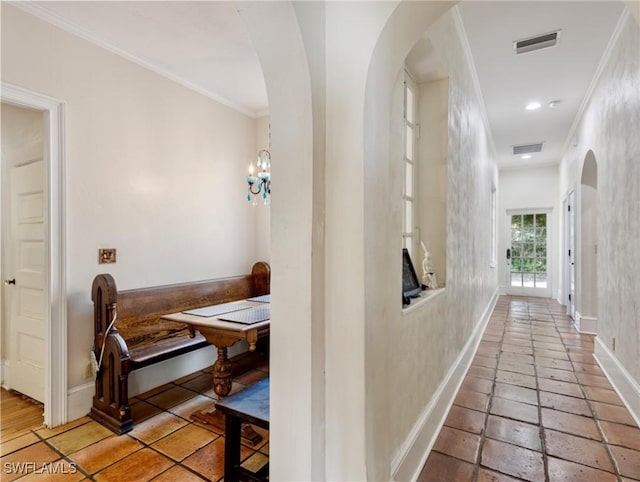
[559,11,640,393]
[498,165,560,296]
[417,78,448,285]
[1,5,265,398]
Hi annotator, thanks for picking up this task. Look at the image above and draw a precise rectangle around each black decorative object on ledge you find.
[402,248,423,307]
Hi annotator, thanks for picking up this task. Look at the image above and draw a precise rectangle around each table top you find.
[161,300,270,333]
[215,377,269,427]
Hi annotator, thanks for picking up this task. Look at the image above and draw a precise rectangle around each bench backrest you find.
[92,262,270,351]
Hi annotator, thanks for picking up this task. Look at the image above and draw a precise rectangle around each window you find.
[403,74,417,258]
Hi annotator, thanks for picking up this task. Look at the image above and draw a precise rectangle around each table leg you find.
[191,345,263,446]
[224,414,241,482]
[213,346,233,397]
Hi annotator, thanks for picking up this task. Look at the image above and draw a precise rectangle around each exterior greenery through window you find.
[510,213,548,288]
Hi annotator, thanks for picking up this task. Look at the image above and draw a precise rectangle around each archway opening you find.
[579,150,598,332]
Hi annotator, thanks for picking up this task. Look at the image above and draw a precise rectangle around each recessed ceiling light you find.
[521,154,532,160]
[525,102,541,111]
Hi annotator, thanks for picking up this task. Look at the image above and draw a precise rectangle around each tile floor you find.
[3,296,639,481]
[419,296,640,482]
[0,364,269,481]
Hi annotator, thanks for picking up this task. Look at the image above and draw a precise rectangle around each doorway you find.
[1,84,67,427]
[578,151,598,332]
[564,191,576,319]
[506,209,552,297]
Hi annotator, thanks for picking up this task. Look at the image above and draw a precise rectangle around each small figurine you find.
[420,241,439,289]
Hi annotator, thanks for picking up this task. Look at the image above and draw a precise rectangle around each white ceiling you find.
[18,1,268,117]
[16,1,625,168]
[409,1,625,169]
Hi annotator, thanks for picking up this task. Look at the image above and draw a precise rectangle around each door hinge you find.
[568,249,571,257]
[568,294,572,302]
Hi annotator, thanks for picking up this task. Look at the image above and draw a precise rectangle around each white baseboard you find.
[593,337,640,428]
[67,381,94,422]
[65,344,237,424]
[391,288,499,482]
[573,311,598,334]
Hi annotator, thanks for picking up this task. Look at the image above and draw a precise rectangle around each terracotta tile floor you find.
[419,296,640,482]
[0,364,269,481]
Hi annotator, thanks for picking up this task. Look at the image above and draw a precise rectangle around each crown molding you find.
[9,1,264,119]
[450,5,498,161]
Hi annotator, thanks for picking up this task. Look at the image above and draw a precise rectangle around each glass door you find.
[507,211,551,297]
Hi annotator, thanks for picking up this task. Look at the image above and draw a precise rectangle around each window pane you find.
[405,125,414,161]
[535,213,547,228]
[511,272,523,287]
[511,216,522,241]
[404,236,412,255]
[523,214,534,228]
[536,244,546,257]
[511,258,522,272]
[405,162,413,198]
[523,243,534,258]
[406,86,414,124]
[511,245,521,258]
[523,273,535,287]
[535,273,548,288]
[404,200,412,233]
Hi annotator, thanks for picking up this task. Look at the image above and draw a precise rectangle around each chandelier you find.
[246,149,271,206]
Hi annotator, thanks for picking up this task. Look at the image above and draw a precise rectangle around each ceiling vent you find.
[513,142,544,155]
[514,31,560,55]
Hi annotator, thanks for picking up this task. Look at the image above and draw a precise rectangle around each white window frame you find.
[403,72,417,258]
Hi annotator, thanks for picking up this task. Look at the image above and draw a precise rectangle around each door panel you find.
[506,211,551,297]
[8,159,46,402]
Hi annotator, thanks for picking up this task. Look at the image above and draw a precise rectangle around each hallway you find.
[420,296,640,481]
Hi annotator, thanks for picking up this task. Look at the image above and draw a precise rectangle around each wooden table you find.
[216,377,269,482]
[161,301,269,443]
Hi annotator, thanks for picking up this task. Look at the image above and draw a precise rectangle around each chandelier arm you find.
[248,182,265,196]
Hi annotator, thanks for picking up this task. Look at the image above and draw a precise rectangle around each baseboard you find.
[391,287,499,482]
[67,381,94,422]
[593,337,640,427]
[573,311,598,334]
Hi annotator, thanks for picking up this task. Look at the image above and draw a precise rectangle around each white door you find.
[567,192,576,318]
[506,210,552,298]
[5,159,47,402]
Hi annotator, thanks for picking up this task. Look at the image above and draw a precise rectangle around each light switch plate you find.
[99,248,116,264]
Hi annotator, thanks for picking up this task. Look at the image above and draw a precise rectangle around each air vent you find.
[514,31,560,55]
[513,143,544,155]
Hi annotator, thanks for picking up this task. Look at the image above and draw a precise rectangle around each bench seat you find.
[89,262,270,434]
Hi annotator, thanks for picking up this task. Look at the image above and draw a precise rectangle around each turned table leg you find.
[191,340,263,446]
[213,346,233,397]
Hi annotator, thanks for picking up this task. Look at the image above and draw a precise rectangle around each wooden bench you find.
[89,262,270,434]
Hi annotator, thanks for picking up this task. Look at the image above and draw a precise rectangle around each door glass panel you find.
[404,200,412,233]
[509,212,548,290]
[406,86,414,124]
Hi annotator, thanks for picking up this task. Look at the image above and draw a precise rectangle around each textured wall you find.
[390,9,498,456]
[559,12,640,382]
